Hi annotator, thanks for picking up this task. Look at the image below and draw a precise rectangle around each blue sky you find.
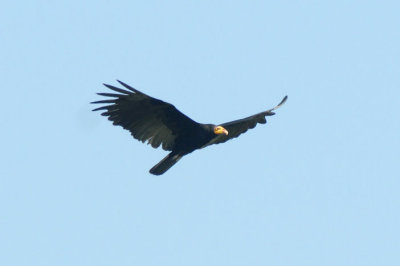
[1,1,399,265]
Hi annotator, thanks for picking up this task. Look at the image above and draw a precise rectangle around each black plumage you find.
[92,81,287,175]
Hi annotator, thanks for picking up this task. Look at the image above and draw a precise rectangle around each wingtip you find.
[280,95,288,105]
[102,83,114,91]
[116,80,137,92]
[263,95,288,115]
[274,95,288,110]
[115,80,127,88]
[102,83,113,89]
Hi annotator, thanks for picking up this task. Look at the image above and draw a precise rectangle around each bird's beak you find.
[215,126,229,135]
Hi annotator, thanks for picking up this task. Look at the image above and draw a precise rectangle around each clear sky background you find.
[1,1,399,265]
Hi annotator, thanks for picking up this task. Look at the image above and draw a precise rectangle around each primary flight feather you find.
[92,80,287,175]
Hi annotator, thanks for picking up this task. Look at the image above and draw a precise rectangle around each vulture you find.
[92,81,287,175]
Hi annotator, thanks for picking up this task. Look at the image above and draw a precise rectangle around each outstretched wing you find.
[92,80,201,151]
[203,96,287,147]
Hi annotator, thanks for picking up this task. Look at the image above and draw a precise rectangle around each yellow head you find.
[214,126,229,135]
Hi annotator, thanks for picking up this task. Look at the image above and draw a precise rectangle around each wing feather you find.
[203,96,287,147]
[92,81,201,151]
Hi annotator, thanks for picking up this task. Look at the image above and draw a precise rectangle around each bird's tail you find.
[149,152,183,175]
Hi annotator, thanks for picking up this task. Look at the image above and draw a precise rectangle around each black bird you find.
[92,81,287,175]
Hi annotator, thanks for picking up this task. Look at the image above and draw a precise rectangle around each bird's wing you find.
[203,96,287,147]
[92,81,201,151]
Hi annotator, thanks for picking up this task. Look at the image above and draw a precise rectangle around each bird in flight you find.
[92,81,287,175]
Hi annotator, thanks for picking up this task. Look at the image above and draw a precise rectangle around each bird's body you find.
[92,81,287,175]
[174,124,214,152]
